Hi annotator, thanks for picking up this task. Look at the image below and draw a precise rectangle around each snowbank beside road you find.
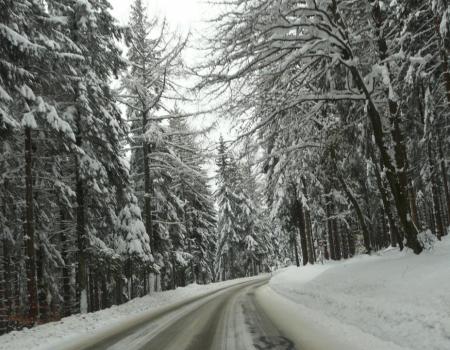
[269,237,450,350]
[0,276,264,350]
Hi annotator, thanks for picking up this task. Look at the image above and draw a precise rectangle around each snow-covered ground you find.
[2,238,449,350]
[268,236,450,350]
[0,276,262,350]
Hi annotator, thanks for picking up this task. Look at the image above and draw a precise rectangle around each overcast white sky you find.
[110,0,208,31]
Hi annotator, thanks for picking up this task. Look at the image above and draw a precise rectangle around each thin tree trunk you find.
[0,239,6,335]
[25,127,38,322]
[323,234,330,260]
[295,198,308,265]
[331,203,341,260]
[408,182,421,231]
[339,222,347,259]
[428,141,444,239]
[142,110,157,256]
[2,235,11,329]
[101,275,108,309]
[337,174,371,253]
[75,125,87,314]
[60,209,71,317]
[438,141,450,228]
[292,232,300,267]
[301,178,315,264]
[305,210,315,264]
[380,209,389,248]
[326,202,336,260]
[37,242,47,322]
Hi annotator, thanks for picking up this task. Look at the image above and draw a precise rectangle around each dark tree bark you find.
[0,240,6,335]
[301,178,315,264]
[380,209,389,248]
[428,141,444,240]
[323,238,330,260]
[348,225,356,257]
[331,203,341,260]
[341,222,349,259]
[295,197,309,265]
[142,110,155,254]
[438,141,450,229]
[2,235,12,329]
[408,182,421,231]
[37,242,47,322]
[371,148,403,249]
[25,127,38,322]
[292,232,300,267]
[101,275,108,309]
[326,202,336,260]
[60,209,71,317]
[75,120,88,314]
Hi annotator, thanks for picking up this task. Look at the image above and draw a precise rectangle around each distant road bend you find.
[65,278,297,350]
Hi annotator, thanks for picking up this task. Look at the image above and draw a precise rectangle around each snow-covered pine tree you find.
[115,190,152,299]
[0,0,81,325]
[167,117,217,286]
[122,0,186,290]
[55,0,130,314]
[215,137,267,279]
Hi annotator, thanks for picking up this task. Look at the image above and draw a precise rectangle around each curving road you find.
[74,278,297,350]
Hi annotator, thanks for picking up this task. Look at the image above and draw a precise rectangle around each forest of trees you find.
[206,0,450,263]
[0,0,449,336]
[0,0,218,333]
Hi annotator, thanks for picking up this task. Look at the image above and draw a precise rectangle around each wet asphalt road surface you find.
[82,278,296,350]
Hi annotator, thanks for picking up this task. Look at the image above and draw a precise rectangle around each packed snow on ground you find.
[268,236,450,350]
[0,276,261,350]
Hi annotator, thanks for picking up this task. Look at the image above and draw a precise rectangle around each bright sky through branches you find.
[110,0,204,30]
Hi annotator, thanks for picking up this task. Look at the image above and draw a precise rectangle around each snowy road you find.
[65,278,296,350]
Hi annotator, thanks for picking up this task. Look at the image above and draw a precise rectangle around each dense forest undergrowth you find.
[1,0,449,335]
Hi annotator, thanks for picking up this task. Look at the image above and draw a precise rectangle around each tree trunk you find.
[37,242,48,322]
[348,225,356,257]
[101,275,108,309]
[60,209,71,317]
[323,235,330,260]
[380,209,389,248]
[428,141,444,239]
[0,239,6,335]
[25,127,38,322]
[408,182,421,231]
[142,110,157,255]
[337,174,371,253]
[301,178,315,264]
[295,199,309,265]
[331,204,341,260]
[341,223,349,259]
[326,202,336,260]
[75,126,87,314]
[292,232,300,267]
[438,141,450,228]
[371,148,403,249]
[2,235,11,330]
[349,66,422,253]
